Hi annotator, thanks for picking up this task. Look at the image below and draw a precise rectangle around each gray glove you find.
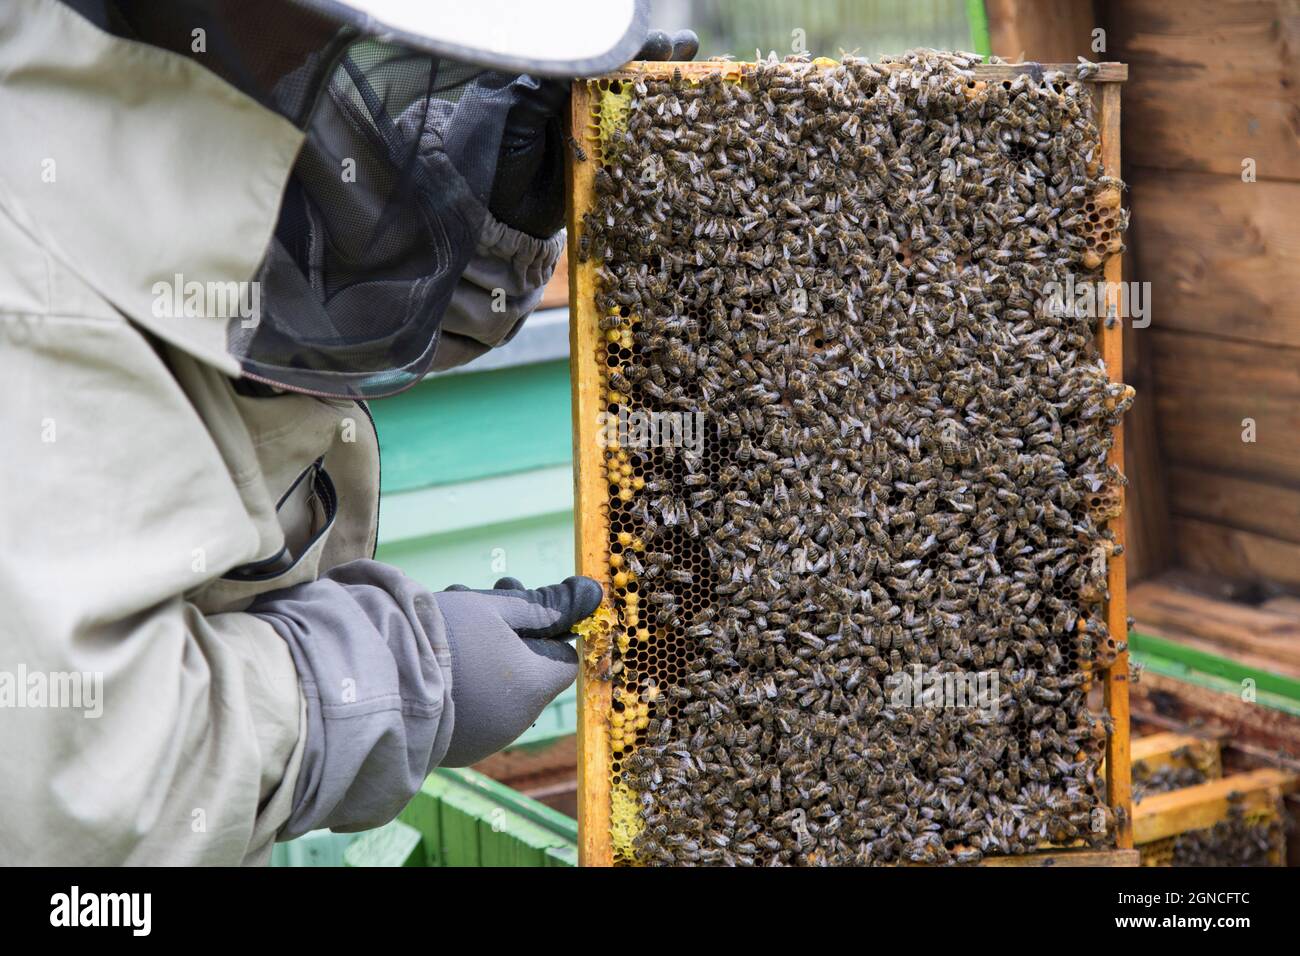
[438,575,603,766]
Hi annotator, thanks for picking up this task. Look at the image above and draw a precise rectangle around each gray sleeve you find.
[431,213,566,371]
[247,559,455,839]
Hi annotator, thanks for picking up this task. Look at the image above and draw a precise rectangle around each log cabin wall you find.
[986,1,1300,853]
[985,0,1175,581]
[989,0,1300,591]
[1107,0,1300,594]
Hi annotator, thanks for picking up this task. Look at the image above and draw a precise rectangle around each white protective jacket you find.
[0,0,564,864]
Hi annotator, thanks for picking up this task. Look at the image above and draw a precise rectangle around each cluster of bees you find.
[1132,745,1214,804]
[580,49,1130,865]
[1132,764,1208,803]
[1170,809,1285,867]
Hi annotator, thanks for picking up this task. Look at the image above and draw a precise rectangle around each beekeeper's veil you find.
[50,0,647,397]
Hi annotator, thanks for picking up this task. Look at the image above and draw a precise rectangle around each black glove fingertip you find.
[565,575,605,622]
[494,576,527,591]
[638,30,672,61]
[670,29,700,61]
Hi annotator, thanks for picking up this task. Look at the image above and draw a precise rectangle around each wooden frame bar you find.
[567,78,615,868]
[594,60,1127,84]
[1096,80,1133,850]
[1134,769,1297,845]
[568,60,1130,867]
[979,848,1140,867]
[1131,731,1223,778]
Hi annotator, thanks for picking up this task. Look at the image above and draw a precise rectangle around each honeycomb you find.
[573,52,1130,865]
[1080,186,1124,270]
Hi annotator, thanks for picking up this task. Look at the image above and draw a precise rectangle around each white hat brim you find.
[318,0,649,76]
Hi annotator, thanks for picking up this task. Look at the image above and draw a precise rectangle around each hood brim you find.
[306,0,649,77]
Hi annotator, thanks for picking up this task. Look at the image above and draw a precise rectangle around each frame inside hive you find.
[566,59,1133,866]
[1134,768,1295,866]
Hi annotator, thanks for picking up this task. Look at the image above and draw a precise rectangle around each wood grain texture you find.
[1262,595,1300,617]
[567,80,613,868]
[1130,578,1300,675]
[1131,731,1223,777]
[1116,142,1170,583]
[1133,768,1295,845]
[1122,290,1171,581]
[1122,390,1171,581]
[1131,671,1300,764]
[1109,0,1300,181]
[1151,330,1300,482]
[1172,517,1300,591]
[1168,464,1300,545]
[978,848,1140,866]
[1106,0,1300,591]
[985,0,1101,62]
[1097,80,1134,850]
[1130,171,1300,349]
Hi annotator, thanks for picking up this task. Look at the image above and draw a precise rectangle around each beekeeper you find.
[0,0,695,864]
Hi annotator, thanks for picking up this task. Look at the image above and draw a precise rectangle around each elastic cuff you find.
[476,211,566,292]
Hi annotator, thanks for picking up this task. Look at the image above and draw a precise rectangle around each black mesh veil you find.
[64,0,530,397]
[241,47,517,397]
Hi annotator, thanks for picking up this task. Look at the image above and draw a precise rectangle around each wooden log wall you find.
[1107,0,1300,592]
[986,0,1174,581]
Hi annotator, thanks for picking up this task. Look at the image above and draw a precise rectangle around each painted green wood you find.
[436,785,498,867]
[405,768,579,867]
[544,844,579,867]
[478,815,545,867]
[378,510,575,592]
[369,360,573,493]
[698,0,972,61]
[274,728,579,872]
[437,767,579,843]
[1133,653,1300,718]
[343,819,426,867]
[478,804,575,867]
[397,783,445,867]
[377,465,573,545]
[966,0,991,56]
[270,831,353,867]
[1130,631,1300,705]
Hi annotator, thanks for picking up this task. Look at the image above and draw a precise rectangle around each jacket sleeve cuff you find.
[248,559,455,839]
[431,212,566,372]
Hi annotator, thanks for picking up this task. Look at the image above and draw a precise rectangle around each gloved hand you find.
[636,29,700,61]
[437,575,603,766]
[487,28,701,239]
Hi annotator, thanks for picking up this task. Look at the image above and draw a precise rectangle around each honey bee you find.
[584,48,1124,866]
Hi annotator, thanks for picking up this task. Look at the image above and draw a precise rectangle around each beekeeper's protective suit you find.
[0,0,651,865]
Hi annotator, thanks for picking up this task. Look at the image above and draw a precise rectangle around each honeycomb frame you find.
[566,59,1133,866]
[1133,768,1295,867]
[1138,807,1285,867]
